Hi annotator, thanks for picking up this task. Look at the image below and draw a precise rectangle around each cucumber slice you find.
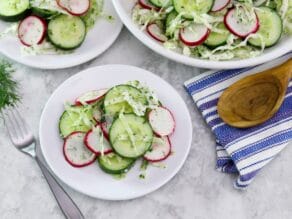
[248,7,282,48]
[104,85,147,117]
[166,11,178,29]
[0,0,30,22]
[149,0,171,8]
[48,15,86,50]
[59,105,96,138]
[31,7,58,18]
[204,22,229,48]
[173,0,214,19]
[109,114,154,158]
[98,152,135,174]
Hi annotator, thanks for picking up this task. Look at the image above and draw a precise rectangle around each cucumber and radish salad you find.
[132,0,292,61]
[0,0,104,54]
[59,81,175,177]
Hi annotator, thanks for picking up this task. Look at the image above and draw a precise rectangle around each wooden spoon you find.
[218,59,292,128]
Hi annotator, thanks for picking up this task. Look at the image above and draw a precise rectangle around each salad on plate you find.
[58,81,175,177]
[132,0,292,61]
[0,0,105,55]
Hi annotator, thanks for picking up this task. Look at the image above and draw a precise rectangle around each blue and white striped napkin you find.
[184,53,292,189]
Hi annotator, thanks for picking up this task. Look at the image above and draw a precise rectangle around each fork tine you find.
[7,108,24,139]
[1,108,18,142]
[10,107,29,137]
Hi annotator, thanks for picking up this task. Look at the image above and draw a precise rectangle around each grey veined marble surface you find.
[0,28,292,219]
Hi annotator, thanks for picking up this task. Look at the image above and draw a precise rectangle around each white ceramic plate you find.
[112,0,292,69]
[39,65,192,200]
[0,1,122,69]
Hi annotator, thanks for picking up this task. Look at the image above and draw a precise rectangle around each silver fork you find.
[1,106,84,219]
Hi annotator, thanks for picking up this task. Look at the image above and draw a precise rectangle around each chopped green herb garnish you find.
[140,159,149,171]
[107,15,114,21]
[139,159,149,179]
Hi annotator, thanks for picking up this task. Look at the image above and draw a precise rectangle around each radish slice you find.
[75,89,108,105]
[57,0,90,16]
[101,122,111,140]
[18,15,47,47]
[84,126,113,155]
[179,24,210,47]
[63,132,97,167]
[144,136,171,162]
[224,7,259,38]
[211,0,231,12]
[147,23,168,43]
[139,0,159,10]
[148,106,175,137]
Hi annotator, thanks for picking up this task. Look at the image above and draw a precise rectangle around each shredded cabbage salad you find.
[64,103,96,128]
[132,0,292,61]
[0,0,104,56]
[59,81,173,177]
[104,80,160,117]
[276,0,292,34]
[30,0,68,15]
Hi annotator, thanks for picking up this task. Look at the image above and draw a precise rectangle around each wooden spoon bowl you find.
[218,59,292,128]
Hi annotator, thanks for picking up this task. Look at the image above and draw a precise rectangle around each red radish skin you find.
[75,89,108,106]
[179,24,210,47]
[84,127,113,155]
[211,0,231,12]
[63,131,97,168]
[101,122,110,140]
[144,137,172,162]
[18,15,47,47]
[138,0,160,11]
[224,8,259,38]
[148,106,175,137]
[146,23,168,43]
[56,0,90,16]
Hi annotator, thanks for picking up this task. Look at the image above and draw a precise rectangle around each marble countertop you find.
[0,28,292,219]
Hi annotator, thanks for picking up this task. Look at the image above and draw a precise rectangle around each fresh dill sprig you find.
[0,60,19,110]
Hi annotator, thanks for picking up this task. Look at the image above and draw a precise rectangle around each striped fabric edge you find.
[225,117,292,155]
[234,142,288,189]
[216,143,238,174]
[184,53,292,189]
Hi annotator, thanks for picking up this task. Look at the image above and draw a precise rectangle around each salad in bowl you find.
[0,0,104,55]
[58,81,175,177]
[132,0,292,61]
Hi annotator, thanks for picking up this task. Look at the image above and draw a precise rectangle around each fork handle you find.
[36,157,84,219]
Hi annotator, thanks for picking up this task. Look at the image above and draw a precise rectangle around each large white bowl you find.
[112,0,292,69]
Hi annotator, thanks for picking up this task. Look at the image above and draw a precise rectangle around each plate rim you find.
[0,1,123,69]
[112,0,292,69]
[39,64,193,200]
